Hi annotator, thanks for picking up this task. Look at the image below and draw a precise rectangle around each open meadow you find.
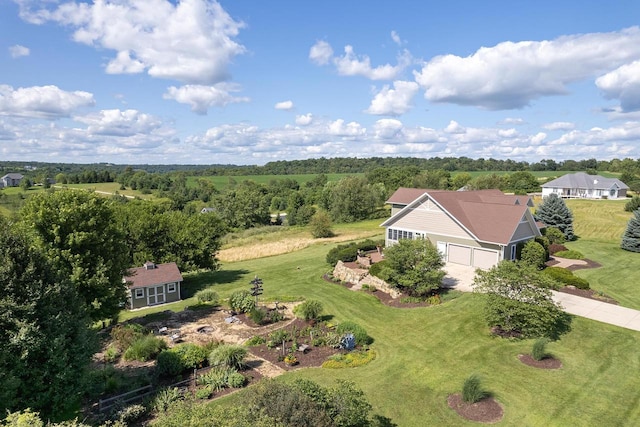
[123,197,640,426]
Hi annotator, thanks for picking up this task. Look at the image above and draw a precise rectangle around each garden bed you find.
[557,286,618,305]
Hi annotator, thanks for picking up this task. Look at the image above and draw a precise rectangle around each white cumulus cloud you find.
[275,100,294,110]
[365,80,419,116]
[74,109,164,137]
[9,44,30,58]
[309,40,333,65]
[596,60,640,112]
[444,120,466,134]
[0,85,95,119]
[414,27,640,110]
[543,121,576,131]
[295,114,313,126]
[20,0,246,85]
[163,83,249,114]
[327,119,366,137]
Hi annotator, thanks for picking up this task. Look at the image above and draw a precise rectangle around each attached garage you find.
[446,244,499,269]
[447,244,472,265]
[472,248,499,269]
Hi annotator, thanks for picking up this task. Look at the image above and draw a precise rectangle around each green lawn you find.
[124,196,640,426]
[133,238,640,426]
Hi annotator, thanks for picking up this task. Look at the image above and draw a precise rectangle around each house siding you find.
[512,221,536,241]
[129,282,181,309]
[390,199,472,240]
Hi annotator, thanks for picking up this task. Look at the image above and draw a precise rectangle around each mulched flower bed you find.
[557,286,618,305]
[518,354,562,369]
[447,394,504,423]
[247,318,342,370]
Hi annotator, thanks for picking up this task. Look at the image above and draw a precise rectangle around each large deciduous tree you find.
[19,190,129,321]
[323,176,384,223]
[473,261,571,339]
[381,238,446,297]
[535,193,575,241]
[0,219,96,420]
[621,209,640,253]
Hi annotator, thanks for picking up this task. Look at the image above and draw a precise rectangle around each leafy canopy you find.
[473,261,571,339]
[381,238,446,297]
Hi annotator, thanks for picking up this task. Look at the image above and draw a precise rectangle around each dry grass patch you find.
[218,230,382,262]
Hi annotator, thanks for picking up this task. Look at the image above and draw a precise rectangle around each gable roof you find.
[541,172,629,190]
[124,262,183,289]
[382,188,538,245]
[2,173,24,180]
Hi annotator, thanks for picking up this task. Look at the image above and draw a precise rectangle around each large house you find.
[541,172,628,199]
[1,173,24,188]
[381,188,541,269]
[124,261,183,309]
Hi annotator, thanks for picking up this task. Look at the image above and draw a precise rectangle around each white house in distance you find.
[381,188,542,270]
[1,173,24,188]
[124,261,183,309]
[541,172,628,199]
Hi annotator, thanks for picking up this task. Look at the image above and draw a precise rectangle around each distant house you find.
[1,173,24,188]
[124,261,183,309]
[200,207,216,214]
[381,188,541,269]
[541,172,628,199]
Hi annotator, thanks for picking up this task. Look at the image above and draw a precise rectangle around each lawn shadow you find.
[181,268,250,299]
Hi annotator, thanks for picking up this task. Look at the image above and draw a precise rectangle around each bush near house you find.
[325,239,382,265]
[553,250,585,260]
[542,267,590,290]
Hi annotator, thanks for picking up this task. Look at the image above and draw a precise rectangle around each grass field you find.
[123,196,640,426]
[147,239,640,426]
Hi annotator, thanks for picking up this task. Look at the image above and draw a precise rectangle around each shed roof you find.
[124,262,183,289]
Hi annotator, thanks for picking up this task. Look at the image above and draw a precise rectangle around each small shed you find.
[124,261,183,309]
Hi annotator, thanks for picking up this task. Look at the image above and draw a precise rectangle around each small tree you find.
[621,209,640,253]
[309,210,334,238]
[535,194,575,241]
[624,196,640,213]
[382,238,446,297]
[520,240,546,269]
[473,261,571,339]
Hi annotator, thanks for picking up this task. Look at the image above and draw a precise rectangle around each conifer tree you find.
[535,193,575,241]
[621,209,640,253]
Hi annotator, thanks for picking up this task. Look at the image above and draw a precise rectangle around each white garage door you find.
[472,248,499,269]
[448,244,472,265]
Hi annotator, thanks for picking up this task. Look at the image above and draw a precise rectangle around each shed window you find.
[134,288,144,299]
[167,283,176,293]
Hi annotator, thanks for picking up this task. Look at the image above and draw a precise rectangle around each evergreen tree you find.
[621,209,640,253]
[535,193,575,241]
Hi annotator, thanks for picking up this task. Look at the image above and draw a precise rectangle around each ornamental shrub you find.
[156,350,185,377]
[368,259,390,280]
[520,241,547,269]
[110,323,147,351]
[123,335,167,362]
[336,321,372,346]
[249,307,267,325]
[208,344,247,370]
[294,299,324,321]
[462,374,487,403]
[542,266,590,289]
[173,343,208,369]
[196,289,219,304]
[544,227,566,245]
[624,196,640,213]
[532,338,549,361]
[229,290,255,313]
[554,250,585,260]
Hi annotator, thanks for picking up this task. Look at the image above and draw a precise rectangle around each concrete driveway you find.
[442,263,477,292]
[441,260,640,332]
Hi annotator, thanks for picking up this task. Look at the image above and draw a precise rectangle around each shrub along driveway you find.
[443,260,640,332]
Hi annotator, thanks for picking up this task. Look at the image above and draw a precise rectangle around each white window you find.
[510,245,517,260]
[167,283,176,293]
[134,288,144,299]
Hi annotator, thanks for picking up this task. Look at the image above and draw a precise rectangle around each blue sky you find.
[2,0,640,165]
